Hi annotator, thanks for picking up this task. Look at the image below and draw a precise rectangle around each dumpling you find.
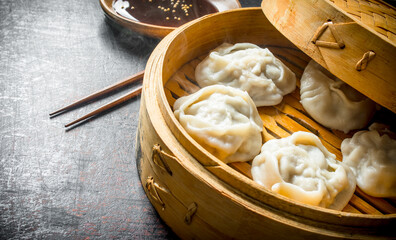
[173,85,263,163]
[195,43,296,107]
[251,131,356,210]
[341,124,396,198]
[300,60,376,133]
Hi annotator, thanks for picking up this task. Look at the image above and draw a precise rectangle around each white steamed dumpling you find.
[195,43,296,107]
[251,131,356,210]
[173,85,263,163]
[300,60,376,133]
[341,124,396,198]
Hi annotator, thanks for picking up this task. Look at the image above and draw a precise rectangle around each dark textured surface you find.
[0,0,261,239]
[0,0,166,239]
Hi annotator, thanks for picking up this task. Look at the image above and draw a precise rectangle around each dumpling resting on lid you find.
[300,60,376,133]
[251,131,356,210]
[341,124,396,198]
[195,43,296,107]
[173,85,263,163]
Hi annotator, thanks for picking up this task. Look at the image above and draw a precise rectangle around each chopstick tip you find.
[64,120,75,128]
[49,111,58,116]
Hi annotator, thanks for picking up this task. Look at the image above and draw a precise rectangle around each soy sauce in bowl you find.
[113,0,219,27]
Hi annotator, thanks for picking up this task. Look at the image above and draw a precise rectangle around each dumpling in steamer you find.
[341,124,396,198]
[195,43,296,107]
[173,85,263,163]
[251,131,356,210]
[300,60,376,133]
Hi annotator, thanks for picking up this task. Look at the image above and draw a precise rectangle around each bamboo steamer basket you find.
[136,5,396,240]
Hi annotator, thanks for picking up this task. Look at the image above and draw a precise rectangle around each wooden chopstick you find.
[65,86,142,127]
[50,70,144,116]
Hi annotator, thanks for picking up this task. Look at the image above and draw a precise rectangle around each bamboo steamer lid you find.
[262,0,396,113]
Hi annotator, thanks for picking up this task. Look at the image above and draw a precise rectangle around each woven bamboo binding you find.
[330,0,396,42]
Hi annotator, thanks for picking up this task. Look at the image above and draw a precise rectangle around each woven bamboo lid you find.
[261,0,396,113]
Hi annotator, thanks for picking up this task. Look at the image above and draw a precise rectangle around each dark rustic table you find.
[0,0,260,239]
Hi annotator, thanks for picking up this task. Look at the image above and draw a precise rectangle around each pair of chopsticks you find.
[50,70,144,128]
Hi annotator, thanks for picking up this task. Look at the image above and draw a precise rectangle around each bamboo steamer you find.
[136,6,396,240]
